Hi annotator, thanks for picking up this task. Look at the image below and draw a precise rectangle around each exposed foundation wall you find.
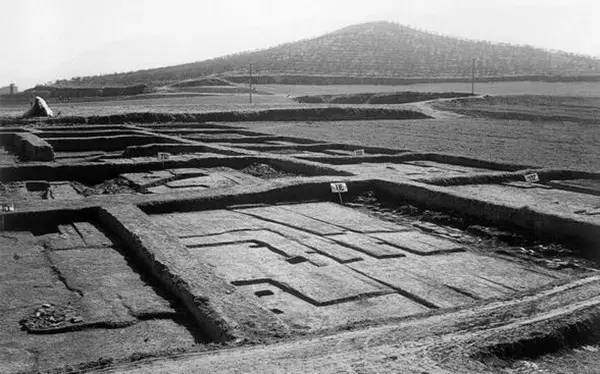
[0,156,349,184]
[301,152,532,170]
[375,180,600,254]
[240,143,406,155]
[16,133,55,161]
[97,205,236,342]
[424,168,600,186]
[47,134,179,152]
[122,143,241,157]
[139,180,373,214]
[0,132,55,161]
[11,107,432,126]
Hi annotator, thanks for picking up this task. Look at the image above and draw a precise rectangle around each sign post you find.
[330,182,348,204]
[157,152,170,169]
[0,202,15,231]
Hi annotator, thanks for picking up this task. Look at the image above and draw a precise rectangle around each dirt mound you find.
[240,163,298,179]
[20,303,83,333]
[72,178,137,196]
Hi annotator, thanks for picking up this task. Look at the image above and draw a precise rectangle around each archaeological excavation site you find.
[1,114,599,373]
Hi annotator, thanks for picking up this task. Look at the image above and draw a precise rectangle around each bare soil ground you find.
[237,118,600,171]
[1,89,599,373]
[0,94,297,117]
[260,81,600,97]
[434,95,600,123]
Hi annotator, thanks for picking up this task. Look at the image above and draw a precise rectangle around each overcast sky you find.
[1,0,599,89]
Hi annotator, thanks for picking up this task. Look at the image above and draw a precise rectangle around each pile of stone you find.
[20,303,83,333]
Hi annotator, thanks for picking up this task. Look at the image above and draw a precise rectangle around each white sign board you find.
[330,182,348,193]
[524,173,540,183]
[353,149,365,156]
[1,203,15,212]
[157,152,170,161]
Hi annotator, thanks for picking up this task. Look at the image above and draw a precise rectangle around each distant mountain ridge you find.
[54,21,600,87]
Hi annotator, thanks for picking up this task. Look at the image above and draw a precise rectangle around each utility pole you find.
[471,58,476,95]
[249,63,253,104]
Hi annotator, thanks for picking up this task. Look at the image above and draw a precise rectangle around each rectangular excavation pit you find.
[409,168,600,220]
[140,183,580,334]
[0,157,347,201]
[336,160,512,181]
[0,180,83,201]
[302,152,532,170]
[50,143,241,164]
[374,179,600,256]
[445,182,600,221]
[45,134,180,153]
[120,167,265,194]
[8,127,199,164]
[0,207,209,373]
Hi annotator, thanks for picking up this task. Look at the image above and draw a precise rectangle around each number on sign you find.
[353,149,365,156]
[157,152,170,161]
[330,182,348,193]
[524,173,540,183]
[330,182,348,204]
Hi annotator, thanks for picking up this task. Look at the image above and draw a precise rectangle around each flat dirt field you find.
[238,118,600,171]
[260,80,600,96]
[2,91,600,373]
[435,95,600,123]
[0,94,297,117]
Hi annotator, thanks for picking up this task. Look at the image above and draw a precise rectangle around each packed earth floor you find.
[1,118,600,373]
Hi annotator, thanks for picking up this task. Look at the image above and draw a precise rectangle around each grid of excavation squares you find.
[151,202,564,331]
